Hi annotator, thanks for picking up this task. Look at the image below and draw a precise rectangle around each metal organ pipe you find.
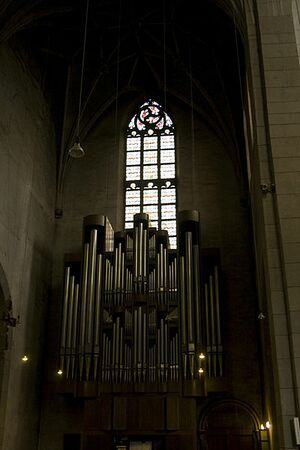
[138,222,143,285]
[193,244,202,346]
[60,266,70,370]
[115,317,120,381]
[79,242,89,379]
[66,275,75,377]
[163,247,167,303]
[164,322,168,379]
[180,256,187,379]
[87,230,97,347]
[71,283,79,379]
[94,254,102,379]
[186,232,194,344]
[209,274,217,377]
[58,210,222,388]
[204,283,211,377]
[60,267,69,373]
[143,312,147,379]
[143,230,147,291]
[214,266,222,376]
[120,326,124,382]
[175,333,179,381]
[84,229,97,379]
[214,267,221,344]
[178,210,203,381]
[133,309,138,380]
[79,215,107,380]
[133,213,148,294]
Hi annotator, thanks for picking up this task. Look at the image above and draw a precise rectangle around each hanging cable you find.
[114,0,122,145]
[163,0,167,110]
[69,0,90,158]
[189,39,195,204]
[77,0,90,139]
[232,7,244,116]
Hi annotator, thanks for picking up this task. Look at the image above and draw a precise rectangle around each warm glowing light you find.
[21,355,28,362]
[57,370,63,376]
[266,421,271,429]
[199,353,205,359]
[260,424,265,430]
[198,368,204,374]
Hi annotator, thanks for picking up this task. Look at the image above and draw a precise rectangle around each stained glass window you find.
[143,165,158,180]
[125,99,177,248]
[126,166,140,181]
[143,151,157,165]
[127,137,141,150]
[126,151,140,166]
[160,164,175,179]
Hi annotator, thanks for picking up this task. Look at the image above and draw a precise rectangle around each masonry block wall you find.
[0,44,56,450]
[245,0,300,448]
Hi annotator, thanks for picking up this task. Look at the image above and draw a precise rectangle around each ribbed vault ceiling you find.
[0,0,248,196]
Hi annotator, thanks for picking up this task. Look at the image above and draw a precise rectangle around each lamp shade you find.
[69,141,85,158]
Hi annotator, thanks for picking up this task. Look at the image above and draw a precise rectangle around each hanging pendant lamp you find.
[69,137,85,158]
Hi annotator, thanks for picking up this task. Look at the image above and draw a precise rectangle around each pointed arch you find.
[124,99,177,248]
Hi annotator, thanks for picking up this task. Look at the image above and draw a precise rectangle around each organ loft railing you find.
[58,210,224,394]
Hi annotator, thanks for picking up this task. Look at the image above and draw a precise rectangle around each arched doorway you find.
[199,400,260,450]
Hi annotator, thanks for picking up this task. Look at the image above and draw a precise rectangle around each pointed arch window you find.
[125,99,177,248]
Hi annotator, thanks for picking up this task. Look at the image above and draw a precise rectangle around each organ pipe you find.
[58,211,224,386]
[178,211,203,380]
[60,267,70,361]
[66,275,75,377]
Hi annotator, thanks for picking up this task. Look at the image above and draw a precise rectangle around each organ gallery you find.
[56,211,258,450]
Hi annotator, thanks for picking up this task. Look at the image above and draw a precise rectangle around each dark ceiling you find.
[0,0,246,184]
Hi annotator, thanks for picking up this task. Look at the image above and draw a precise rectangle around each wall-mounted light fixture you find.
[198,353,205,377]
[260,420,271,430]
[1,313,20,327]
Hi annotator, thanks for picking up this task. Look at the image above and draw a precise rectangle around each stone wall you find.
[245,0,300,448]
[0,44,56,450]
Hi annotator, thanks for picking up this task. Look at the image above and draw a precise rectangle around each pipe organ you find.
[59,211,224,391]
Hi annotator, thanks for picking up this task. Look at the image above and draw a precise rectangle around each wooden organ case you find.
[58,211,225,450]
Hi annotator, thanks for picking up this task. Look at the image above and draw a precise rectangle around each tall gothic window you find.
[125,99,177,248]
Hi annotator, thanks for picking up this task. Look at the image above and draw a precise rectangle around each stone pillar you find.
[244,0,300,448]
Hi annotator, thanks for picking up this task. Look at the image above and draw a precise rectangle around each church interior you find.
[0,0,300,449]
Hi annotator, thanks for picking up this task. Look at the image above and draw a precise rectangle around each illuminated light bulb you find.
[260,424,265,430]
[57,369,63,376]
[21,355,28,362]
[198,368,204,374]
[266,421,271,429]
[199,353,205,359]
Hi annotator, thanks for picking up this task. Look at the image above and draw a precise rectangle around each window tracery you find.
[125,100,177,248]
